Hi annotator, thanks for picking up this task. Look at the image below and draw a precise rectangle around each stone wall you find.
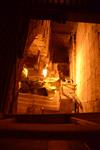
[75,23,100,112]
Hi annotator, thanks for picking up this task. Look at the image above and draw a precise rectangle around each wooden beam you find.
[27,0,100,23]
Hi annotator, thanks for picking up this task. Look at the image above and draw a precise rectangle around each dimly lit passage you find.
[0,1,100,150]
[16,20,100,115]
[16,20,80,114]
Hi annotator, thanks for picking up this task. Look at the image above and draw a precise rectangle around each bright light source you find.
[22,67,28,78]
[42,68,47,78]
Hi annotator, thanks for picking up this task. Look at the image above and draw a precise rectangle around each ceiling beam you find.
[25,0,100,23]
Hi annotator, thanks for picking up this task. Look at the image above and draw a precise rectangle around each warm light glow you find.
[22,67,28,78]
[76,50,83,98]
[42,68,47,78]
[76,53,82,85]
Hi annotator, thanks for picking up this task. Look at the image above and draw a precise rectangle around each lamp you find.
[42,67,47,78]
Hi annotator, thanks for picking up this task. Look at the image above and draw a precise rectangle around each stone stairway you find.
[17,93,60,114]
[17,93,75,114]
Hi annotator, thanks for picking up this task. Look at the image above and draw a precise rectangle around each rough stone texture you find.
[69,34,76,83]
[74,23,100,112]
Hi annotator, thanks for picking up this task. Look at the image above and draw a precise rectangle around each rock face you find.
[75,23,100,112]
[24,20,77,77]
[25,20,50,58]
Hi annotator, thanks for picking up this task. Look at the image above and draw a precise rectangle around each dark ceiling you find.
[50,21,77,63]
[51,21,77,49]
[29,0,100,23]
